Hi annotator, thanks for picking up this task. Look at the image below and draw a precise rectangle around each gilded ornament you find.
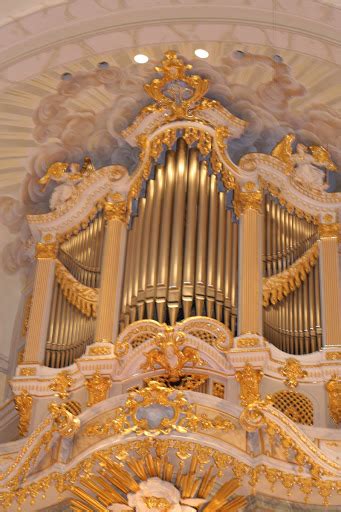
[233,186,262,217]
[141,327,203,382]
[236,337,260,348]
[86,370,111,407]
[88,344,112,356]
[49,402,80,438]
[14,390,32,437]
[263,242,319,306]
[318,222,340,239]
[19,367,36,376]
[104,199,127,223]
[212,382,225,399]
[86,380,234,438]
[271,133,336,178]
[143,50,209,121]
[326,352,341,360]
[235,363,263,407]
[49,370,73,399]
[35,242,58,259]
[325,374,341,424]
[55,260,98,318]
[278,358,307,388]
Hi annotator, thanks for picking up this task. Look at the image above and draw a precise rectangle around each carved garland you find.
[55,260,98,317]
[263,242,319,306]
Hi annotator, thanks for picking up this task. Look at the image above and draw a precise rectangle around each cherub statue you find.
[271,134,336,190]
[38,156,95,210]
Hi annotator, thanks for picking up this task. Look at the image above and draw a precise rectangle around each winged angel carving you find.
[38,157,95,210]
[271,134,336,190]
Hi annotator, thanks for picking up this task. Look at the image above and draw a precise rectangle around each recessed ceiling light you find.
[194,49,209,59]
[61,72,72,81]
[134,54,149,64]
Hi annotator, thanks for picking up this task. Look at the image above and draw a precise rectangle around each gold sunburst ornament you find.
[69,443,246,512]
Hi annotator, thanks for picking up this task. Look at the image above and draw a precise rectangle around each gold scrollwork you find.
[14,390,32,437]
[86,380,234,438]
[49,370,73,399]
[143,50,209,121]
[49,401,80,438]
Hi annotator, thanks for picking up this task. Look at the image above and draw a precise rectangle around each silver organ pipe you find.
[45,212,105,367]
[263,193,321,354]
[120,137,239,333]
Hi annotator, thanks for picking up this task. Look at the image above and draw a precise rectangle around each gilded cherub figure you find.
[38,156,95,210]
[272,133,336,190]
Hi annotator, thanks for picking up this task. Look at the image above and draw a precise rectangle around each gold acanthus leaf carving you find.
[35,241,58,259]
[235,363,263,407]
[233,186,262,217]
[140,327,203,382]
[55,260,98,318]
[49,370,73,399]
[325,374,341,424]
[263,242,319,306]
[143,50,209,121]
[14,389,32,437]
[278,358,307,389]
[104,198,127,223]
[86,370,111,407]
[318,223,340,239]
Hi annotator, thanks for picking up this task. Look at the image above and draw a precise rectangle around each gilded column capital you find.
[235,363,263,407]
[318,223,340,239]
[35,241,58,259]
[104,196,128,223]
[233,187,262,217]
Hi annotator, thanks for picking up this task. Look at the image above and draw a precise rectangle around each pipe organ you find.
[20,51,340,374]
[120,137,239,333]
[45,212,105,367]
[263,193,322,354]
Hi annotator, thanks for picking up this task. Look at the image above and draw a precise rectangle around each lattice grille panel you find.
[272,390,313,426]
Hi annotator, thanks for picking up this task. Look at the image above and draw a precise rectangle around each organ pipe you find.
[120,139,239,333]
[45,212,105,368]
[263,193,321,354]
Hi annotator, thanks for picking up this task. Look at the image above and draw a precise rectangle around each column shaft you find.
[236,188,263,335]
[95,199,127,342]
[24,243,57,364]
[319,224,341,346]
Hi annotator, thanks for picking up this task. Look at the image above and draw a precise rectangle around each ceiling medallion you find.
[143,50,209,121]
